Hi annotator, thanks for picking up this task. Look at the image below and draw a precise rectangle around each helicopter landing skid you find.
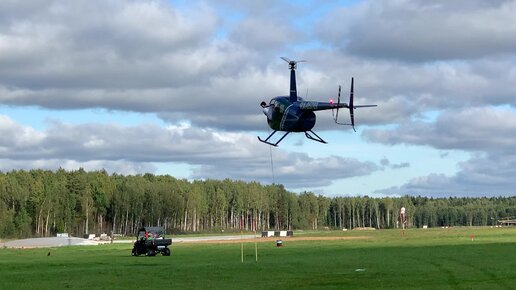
[258,130,327,146]
[257,131,290,147]
[305,130,327,144]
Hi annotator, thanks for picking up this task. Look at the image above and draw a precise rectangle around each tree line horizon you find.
[0,168,515,238]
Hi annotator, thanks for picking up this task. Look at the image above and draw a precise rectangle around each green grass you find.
[1,227,516,289]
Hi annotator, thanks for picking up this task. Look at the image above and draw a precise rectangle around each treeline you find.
[0,169,515,238]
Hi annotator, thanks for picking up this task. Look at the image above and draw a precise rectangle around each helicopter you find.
[258,57,377,146]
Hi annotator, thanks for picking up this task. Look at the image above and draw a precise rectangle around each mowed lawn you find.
[1,227,516,289]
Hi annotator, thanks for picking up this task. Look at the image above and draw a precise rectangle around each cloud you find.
[229,17,301,51]
[318,0,516,62]
[390,162,410,169]
[376,154,516,197]
[2,0,516,197]
[0,115,379,188]
[380,157,410,170]
[380,157,410,169]
[0,159,157,175]
[196,152,379,188]
[0,1,219,86]
[2,1,516,132]
[367,106,516,196]
[363,107,516,153]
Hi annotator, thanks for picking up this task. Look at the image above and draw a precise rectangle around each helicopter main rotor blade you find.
[281,57,307,65]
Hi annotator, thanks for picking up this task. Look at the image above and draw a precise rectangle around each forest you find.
[0,169,515,238]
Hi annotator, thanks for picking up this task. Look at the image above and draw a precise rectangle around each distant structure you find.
[400,207,407,230]
[498,217,516,226]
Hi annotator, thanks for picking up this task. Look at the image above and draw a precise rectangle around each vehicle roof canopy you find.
[137,227,165,235]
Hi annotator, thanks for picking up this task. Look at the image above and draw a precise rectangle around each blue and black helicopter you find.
[258,57,377,146]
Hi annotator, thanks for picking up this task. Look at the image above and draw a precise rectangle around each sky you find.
[1,0,516,197]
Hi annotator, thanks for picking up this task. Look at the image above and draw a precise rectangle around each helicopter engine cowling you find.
[280,106,316,132]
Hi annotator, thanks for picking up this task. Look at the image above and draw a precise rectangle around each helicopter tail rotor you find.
[333,77,376,131]
[332,78,354,130]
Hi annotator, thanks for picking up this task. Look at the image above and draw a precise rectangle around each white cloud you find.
[367,107,516,196]
[0,115,379,188]
[0,158,157,175]
[364,107,516,153]
[319,0,516,61]
[2,1,516,131]
[376,154,516,197]
[2,0,516,197]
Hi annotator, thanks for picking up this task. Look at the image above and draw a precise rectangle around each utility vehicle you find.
[131,227,171,256]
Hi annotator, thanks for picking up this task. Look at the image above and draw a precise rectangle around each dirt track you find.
[1,235,370,248]
[189,236,370,244]
[1,237,99,248]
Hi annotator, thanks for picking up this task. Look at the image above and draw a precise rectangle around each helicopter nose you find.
[262,107,269,116]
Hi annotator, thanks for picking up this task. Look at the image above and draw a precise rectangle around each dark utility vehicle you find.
[132,227,171,256]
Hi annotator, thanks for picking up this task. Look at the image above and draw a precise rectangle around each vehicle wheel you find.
[132,248,138,256]
[163,248,171,256]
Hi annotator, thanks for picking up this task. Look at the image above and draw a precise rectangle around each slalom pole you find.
[255,226,258,262]
[241,218,244,263]
[255,236,258,262]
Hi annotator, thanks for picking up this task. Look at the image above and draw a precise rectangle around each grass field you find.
[1,227,516,289]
